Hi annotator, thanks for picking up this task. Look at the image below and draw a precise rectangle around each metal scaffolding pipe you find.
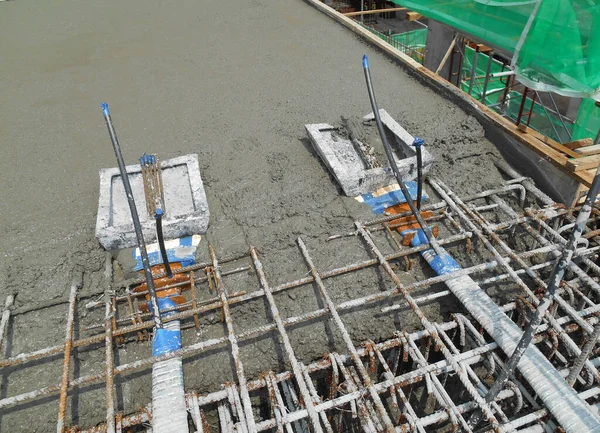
[101,103,162,329]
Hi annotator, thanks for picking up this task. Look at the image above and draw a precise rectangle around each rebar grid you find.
[1,177,600,433]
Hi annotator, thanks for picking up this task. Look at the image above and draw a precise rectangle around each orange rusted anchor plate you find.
[384,203,438,245]
[133,263,192,313]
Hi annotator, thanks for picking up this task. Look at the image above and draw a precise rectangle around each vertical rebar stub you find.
[140,153,166,217]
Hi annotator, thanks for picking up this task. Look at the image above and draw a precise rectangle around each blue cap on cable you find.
[101,102,110,116]
[362,55,369,69]
[412,137,425,147]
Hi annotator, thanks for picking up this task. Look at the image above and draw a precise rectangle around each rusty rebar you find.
[210,245,257,433]
[0,232,472,370]
[104,255,116,433]
[250,247,326,433]
[57,272,83,433]
[355,223,502,431]
[299,236,406,433]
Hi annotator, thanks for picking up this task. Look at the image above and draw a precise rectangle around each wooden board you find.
[574,144,600,156]
[566,154,600,172]
[517,124,582,159]
[406,11,423,21]
[467,42,492,53]
[564,138,594,150]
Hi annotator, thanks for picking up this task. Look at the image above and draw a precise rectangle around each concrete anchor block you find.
[95,154,209,250]
[305,109,433,196]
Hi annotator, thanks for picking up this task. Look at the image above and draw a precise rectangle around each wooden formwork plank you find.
[564,138,594,150]
[517,124,582,159]
[344,7,406,17]
[566,154,600,172]
[406,11,423,21]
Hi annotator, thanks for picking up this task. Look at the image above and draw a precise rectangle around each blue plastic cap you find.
[412,137,425,147]
[154,208,163,218]
[101,102,110,116]
[140,153,156,166]
[362,55,369,69]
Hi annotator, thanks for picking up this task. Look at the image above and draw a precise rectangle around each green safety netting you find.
[359,24,428,63]
[391,28,428,49]
[459,46,507,106]
[391,0,600,101]
[573,98,600,141]
[460,46,575,142]
[502,91,575,142]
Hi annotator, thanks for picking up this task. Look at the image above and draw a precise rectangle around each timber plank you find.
[574,144,600,156]
[564,138,594,150]
[566,154,600,172]
[517,124,582,159]
[406,11,423,21]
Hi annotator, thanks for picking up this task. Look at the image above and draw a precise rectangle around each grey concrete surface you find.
[0,0,506,431]
[96,154,209,250]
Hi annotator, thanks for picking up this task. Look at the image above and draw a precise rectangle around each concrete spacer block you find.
[305,109,433,196]
[95,154,209,251]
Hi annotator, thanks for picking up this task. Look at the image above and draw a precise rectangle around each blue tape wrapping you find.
[133,235,199,271]
[429,252,462,274]
[153,327,182,356]
[139,153,156,166]
[150,297,182,356]
[147,296,179,318]
[359,182,426,214]
[179,236,192,247]
[402,229,461,275]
